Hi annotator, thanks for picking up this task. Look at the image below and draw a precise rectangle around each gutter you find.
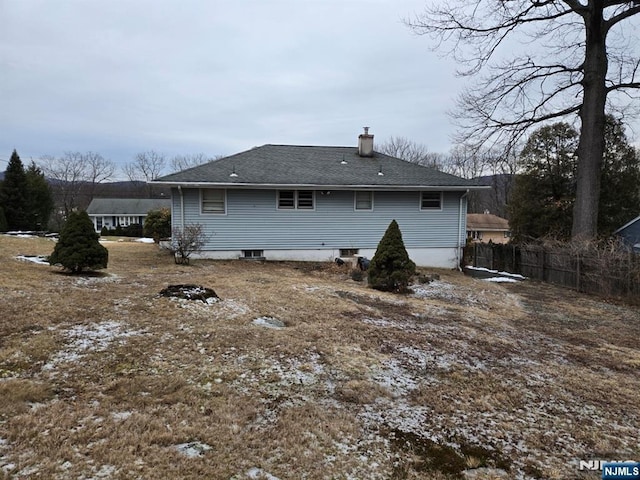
[151,181,490,191]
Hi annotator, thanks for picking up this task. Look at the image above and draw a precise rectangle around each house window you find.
[278,190,314,210]
[96,217,103,230]
[420,191,442,210]
[467,230,483,241]
[354,191,373,210]
[297,191,314,209]
[202,189,226,214]
[242,250,264,259]
[340,248,359,257]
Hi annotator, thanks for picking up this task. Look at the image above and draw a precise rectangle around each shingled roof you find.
[153,144,483,190]
[466,213,510,231]
[87,198,171,215]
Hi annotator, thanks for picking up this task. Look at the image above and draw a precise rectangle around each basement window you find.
[242,250,264,259]
[340,248,359,257]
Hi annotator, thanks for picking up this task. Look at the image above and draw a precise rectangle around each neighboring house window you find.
[278,190,314,210]
[202,189,226,214]
[420,191,442,210]
[96,217,103,230]
[354,191,373,210]
[467,230,483,241]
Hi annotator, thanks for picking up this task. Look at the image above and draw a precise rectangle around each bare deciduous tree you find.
[378,136,440,167]
[170,153,212,173]
[407,0,640,239]
[123,150,167,196]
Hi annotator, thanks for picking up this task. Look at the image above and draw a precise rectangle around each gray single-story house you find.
[152,129,486,268]
[614,214,640,253]
[86,198,171,232]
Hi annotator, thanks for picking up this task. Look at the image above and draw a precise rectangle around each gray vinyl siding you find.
[171,188,467,250]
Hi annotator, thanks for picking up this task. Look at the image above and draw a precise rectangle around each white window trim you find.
[354,191,374,211]
[200,188,227,215]
[420,191,443,211]
[277,190,316,211]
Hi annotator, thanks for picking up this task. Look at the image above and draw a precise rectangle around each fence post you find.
[489,243,495,270]
[473,242,477,268]
[540,247,546,281]
[576,252,581,292]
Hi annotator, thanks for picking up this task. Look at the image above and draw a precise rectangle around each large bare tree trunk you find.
[572,3,608,240]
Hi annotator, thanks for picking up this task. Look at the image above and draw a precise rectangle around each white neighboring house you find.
[86,198,171,233]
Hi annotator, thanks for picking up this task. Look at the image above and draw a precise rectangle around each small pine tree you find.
[49,211,108,273]
[368,220,416,292]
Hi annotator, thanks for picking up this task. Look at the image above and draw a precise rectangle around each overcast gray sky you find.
[2,1,638,177]
[1,0,466,174]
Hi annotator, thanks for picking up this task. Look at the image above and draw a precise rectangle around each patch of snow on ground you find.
[483,277,519,283]
[134,237,155,243]
[43,321,145,372]
[245,467,281,480]
[111,411,133,421]
[15,255,49,265]
[466,266,526,279]
[174,441,212,457]
[74,274,121,287]
[410,281,484,306]
[252,316,285,329]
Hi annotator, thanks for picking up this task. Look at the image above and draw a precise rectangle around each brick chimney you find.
[358,127,374,157]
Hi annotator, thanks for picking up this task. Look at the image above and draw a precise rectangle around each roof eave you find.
[151,181,489,191]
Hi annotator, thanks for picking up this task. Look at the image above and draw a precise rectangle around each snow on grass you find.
[252,316,285,329]
[174,442,212,458]
[410,281,485,306]
[15,255,49,265]
[43,321,145,372]
[483,277,519,283]
[74,274,122,287]
[134,237,155,244]
[244,467,281,480]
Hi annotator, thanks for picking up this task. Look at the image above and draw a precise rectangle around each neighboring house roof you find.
[153,144,484,190]
[86,198,171,215]
[613,214,640,235]
[466,213,510,231]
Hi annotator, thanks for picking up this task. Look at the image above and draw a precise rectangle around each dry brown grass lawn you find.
[1,235,639,479]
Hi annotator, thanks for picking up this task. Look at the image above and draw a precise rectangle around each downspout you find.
[177,186,185,231]
[457,190,469,271]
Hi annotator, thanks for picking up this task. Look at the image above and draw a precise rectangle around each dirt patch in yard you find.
[1,235,639,479]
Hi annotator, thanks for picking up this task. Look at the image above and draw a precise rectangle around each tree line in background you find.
[0,150,216,232]
[1,124,638,242]
[0,150,54,232]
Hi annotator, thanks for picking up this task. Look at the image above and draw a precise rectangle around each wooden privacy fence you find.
[466,242,640,298]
